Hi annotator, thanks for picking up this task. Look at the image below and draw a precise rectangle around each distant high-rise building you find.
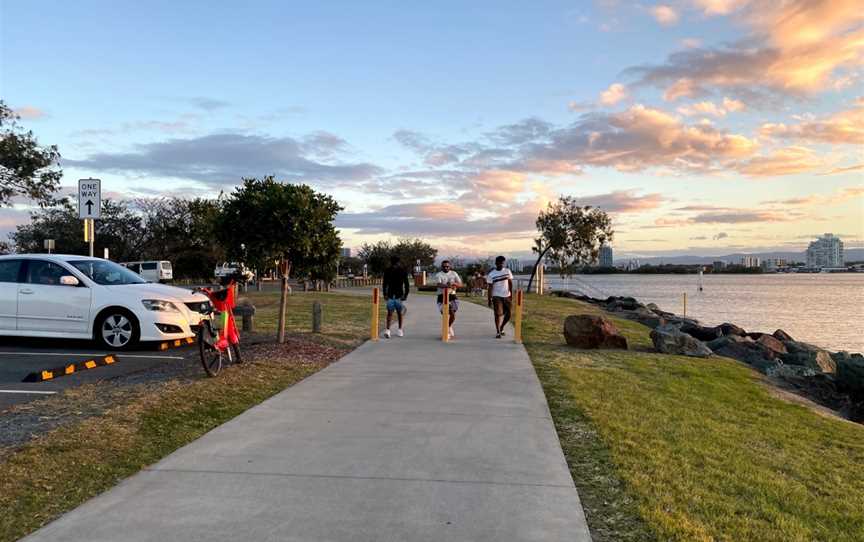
[761,258,788,272]
[713,260,726,270]
[340,247,352,258]
[507,258,521,273]
[806,233,844,269]
[741,255,760,268]
[599,245,613,267]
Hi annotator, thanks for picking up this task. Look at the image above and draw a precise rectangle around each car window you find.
[142,262,157,270]
[26,260,68,286]
[0,260,23,283]
[161,261,172,270]
[69,260,147,285]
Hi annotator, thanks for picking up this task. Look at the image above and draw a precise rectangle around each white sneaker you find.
[397,329,404,337]
[384,329,391,339]
[449,326,455,339]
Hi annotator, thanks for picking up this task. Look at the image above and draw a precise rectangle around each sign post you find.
[43,239,55,254]
[78,178,101,257]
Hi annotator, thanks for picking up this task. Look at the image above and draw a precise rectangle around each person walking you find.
[435,260,462,340]
[382,255,410,338]
[487,255,514,338]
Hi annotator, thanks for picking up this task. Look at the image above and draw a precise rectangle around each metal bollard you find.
[313,301,323,333]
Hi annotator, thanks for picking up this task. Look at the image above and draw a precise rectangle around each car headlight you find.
[142,299,180,312]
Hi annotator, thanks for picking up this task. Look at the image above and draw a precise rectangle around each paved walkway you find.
[24,295,591,542]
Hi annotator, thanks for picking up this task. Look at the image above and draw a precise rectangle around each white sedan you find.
[0,254,211,350]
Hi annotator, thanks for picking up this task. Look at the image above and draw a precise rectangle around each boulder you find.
[717,322,746,337]
[621,307,663,329]
[780,341,836,373]
[650,324,712,358]
[605,297,642,311]
[714,337,776,370]
[836,355,864,393]
[563,315,628,350]
[755,334,788,355]
[681,322,722,342]
[768,365,819,379]
[772,329,795,342]
[646,303,660,311]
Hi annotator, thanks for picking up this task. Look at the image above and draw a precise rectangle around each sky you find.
[1,0,862,260]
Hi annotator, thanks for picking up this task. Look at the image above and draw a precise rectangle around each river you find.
[513,273,864,353]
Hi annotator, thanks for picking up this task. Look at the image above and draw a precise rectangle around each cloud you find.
[599,83,628,106]
[64,133,382,186]
[12,106,46,120]
[183,97,230,111]
[626,0,864,99]
[651,5,680,25]
[576,189,667,213]
[759,105,864,145]
[736,146,824,177]
[713,232,729,240]
[681,38,703,49]
[821,164,864,176]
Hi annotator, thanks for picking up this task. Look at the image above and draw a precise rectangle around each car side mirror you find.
[60,275,80,286]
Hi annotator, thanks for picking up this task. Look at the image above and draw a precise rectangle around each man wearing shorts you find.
[382,256,410,338]
[487,255,514,338]
[435,260,462,340]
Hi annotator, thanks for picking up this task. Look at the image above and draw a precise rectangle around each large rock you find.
[772,329,795,342]
[605,296,641,312]
[756,334,788,355]
[681,322,722,342]
[620,307,663,329]
[650,324,712,358]
[717,322,746,337]
[713,336,778,372]
[780,341,836,373]
[835,354,864,393]
[563,315,628,350]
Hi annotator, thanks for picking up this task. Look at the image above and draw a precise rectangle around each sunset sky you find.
[2,0,862,259]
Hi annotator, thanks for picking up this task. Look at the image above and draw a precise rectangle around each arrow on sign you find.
[85,200,94,214]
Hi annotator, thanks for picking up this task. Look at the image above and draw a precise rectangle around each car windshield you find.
[68,260,147,285]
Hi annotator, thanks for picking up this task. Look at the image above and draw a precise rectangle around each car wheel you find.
[96,309,140,350]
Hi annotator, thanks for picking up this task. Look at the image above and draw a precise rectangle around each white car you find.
[0,254,211,350]
[214,261,254,283]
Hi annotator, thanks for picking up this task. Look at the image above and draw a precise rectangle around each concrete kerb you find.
[21,354,119,383]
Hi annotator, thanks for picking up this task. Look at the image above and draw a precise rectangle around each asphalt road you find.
[0,336,197,410]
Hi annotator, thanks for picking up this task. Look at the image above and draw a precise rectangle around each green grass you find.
[0,291,375,542]
[480,294,864,541]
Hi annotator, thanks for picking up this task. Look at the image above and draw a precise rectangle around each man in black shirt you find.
[382,256,410,338]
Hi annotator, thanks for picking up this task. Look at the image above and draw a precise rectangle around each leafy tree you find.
[215,176,343,282]
[527,196,613,292]
[0,101,62,207]
[392,238,437,270]
[0,240,12,255]
[11,198,146,261]
[137,197,224,278]
[357,240,392,276]
[338,255,364,276]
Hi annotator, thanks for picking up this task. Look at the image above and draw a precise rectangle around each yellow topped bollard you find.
[441,288,450,342]
[513,289,524,343]
[371,287,380,341]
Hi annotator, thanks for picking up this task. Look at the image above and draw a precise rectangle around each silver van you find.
[122,260,173,282]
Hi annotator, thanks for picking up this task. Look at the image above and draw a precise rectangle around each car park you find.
[121,260,173,282]
[214,261,254,283]
[0,254,211,350]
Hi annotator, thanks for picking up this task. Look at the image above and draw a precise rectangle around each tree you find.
[12,198,146,261]
[357,240,392,276]
[0,101,62,207]
[527,196,613,292]
[392,238,437,270]
[215,176,343,282]
[0,240,12,255]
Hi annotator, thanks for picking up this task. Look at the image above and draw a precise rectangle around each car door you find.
[0,259,23,331]
[17,260,92,334]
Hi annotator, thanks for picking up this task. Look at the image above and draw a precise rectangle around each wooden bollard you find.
[371,287,380,341]
[441,288,450,342]
[313,301,323,333]
[513,289,524,343]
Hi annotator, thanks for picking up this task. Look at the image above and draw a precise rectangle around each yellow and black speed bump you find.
[22,355,118,383]
[158,336,196,351]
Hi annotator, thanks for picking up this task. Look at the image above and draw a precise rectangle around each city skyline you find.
[1,1,862,258]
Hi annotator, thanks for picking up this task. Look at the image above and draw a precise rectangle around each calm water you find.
[514,273,864,353]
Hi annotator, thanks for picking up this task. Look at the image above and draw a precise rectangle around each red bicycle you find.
[196,282,242,376]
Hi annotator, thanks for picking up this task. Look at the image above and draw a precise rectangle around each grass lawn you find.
[0,291,377,542]
[477,294,864,541]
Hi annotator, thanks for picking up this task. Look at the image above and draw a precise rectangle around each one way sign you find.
[78,178,101,219]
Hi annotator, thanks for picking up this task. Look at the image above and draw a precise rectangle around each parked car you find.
[214,262,254,284]
[121,260,173,282]
[0,255,211,350]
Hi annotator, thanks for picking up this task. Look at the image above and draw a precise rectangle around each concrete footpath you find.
[23,295,591,542]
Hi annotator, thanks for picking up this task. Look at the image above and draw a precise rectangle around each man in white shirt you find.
[486,255,514,338]
[434,260,462,340]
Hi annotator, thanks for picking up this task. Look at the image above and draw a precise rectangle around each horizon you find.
[1,1,862,258]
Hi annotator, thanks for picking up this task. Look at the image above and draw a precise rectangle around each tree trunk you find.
[526,247,550,293]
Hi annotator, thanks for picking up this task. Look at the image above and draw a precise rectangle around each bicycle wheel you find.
[198,321,224,377]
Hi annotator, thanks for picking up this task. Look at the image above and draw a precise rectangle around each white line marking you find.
[0,352,185,360]
[0,390,57,395]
